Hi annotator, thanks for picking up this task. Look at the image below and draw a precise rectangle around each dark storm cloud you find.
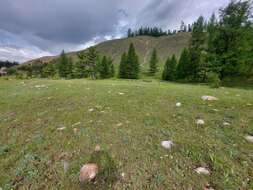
[0,0,230,62]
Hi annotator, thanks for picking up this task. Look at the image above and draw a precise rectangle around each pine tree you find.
[188,16,206,81]
[86,47,99,79]
[162,55,177,81]
[149,48,159,75]
[58,50,72,78]
[42,63,56,78]
[99,56,111,79]
[126,43,140,79]
[118,52,127,78]
[176,48,191,79]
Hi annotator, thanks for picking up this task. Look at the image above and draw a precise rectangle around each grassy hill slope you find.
[0,78,252,189]
[24,33,191,68]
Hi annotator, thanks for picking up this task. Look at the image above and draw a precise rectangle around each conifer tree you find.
[162,54,177,81]
[99,56,112,79]
[86,47,99,79]
[176,48,191,79]
[126,43,140,79]
[118,52,127,78]
[58,50,72,78]
[42,63,56,78]
[149,48,159,75]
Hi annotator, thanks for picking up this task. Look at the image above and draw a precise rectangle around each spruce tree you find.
[86,47,99,79]
[149,48,159,76]
[99,56,113,79]
[176,48,191,79]
[126,43,140,79]
[162,55,177,81]
[58,50,72,78]
[118,52,127,78]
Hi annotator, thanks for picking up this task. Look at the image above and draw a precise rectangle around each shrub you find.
[207,72,220,88]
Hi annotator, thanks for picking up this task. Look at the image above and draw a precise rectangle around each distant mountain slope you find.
[24,32,191,67]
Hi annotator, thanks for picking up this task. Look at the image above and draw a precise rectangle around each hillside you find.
[24,33,191,68]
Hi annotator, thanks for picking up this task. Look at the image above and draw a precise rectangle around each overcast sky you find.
[0,0,230,63]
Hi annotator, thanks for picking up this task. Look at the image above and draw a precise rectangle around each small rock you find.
[63,160,70,173]
[161,140,174,150]
[176,102,182,107]
[73,128,78,133]
[245,135,253,143]
[204,183,215,190]
[57,127,66,131]
[72,122,81,127]
[223,122,231,127]
[196,119,205,125]
[79,163,99,183]
[195,167,210,175]
[88,108,94,112]
[116,123,123,127]
[118,92,125,95]
[121,172,125,178]
[201,96,218,101]
[95,145,101,152]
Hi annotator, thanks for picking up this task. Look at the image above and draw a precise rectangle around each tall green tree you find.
[98,56,115,79]
[149,48,159,75]
[188,16,206,81]
[85,47,99,79]
[162,54,177,81]
[58,50,72,78]
[42,63,56,78]
[176,48,191,79]
[213,0,253,78]
[73,52,88,78]
[118,52,127,78]
[119,43,140,79]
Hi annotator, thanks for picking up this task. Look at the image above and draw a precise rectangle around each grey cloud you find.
[0,0,231,62]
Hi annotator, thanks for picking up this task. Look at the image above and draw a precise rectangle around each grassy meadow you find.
[0,78,253,189]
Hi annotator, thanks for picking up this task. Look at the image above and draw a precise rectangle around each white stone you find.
[57,127,66,131]
[245,135,253,143]
[201,96,218,101]
[161,140,174,150]
[121,172,125,178]
[79,163,99,183]
[118,92,125,95]
[176,102,182,107]
[223,122,231,126]
[196,119,205,125]
[194,167,210,175]
[88,108,94,112]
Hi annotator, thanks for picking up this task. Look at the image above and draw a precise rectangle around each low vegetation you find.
[0,78,252,189]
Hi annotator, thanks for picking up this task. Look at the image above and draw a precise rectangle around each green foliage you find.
[58,50,73,78]
[118,43,140,79]
[42,63,56,78]
[98,56,115,79]
[207,72,221,88]
[85,47,99,79]
[176,48,191,79]
[162,54,177,81]
[149,48,159,75]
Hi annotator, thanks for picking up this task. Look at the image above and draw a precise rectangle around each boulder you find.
[161,140,174,150]
[194,167,210,175]
[79,163,99,183]
[201,96,218,101]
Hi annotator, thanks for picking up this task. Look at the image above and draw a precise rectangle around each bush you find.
[207,72,221,88]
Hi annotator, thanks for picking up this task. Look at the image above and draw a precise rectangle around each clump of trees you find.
[161,0,253,87]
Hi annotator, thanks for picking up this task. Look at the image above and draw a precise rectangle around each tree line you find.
[127,22,192,38]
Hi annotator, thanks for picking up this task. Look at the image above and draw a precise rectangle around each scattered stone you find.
[121,172,125,178]
[118,92,125,95]
[176,102,182,107]
[194,167,210,175]
[245,135,253,143]
[246,103,252,106]
[73,128,78,134]
[79,163,99,183]
[63,160,70,173]
[72,122,81,127]
[212,109,219,112]
[35,85,47,88]
[223,122,231,127]
[196,119,205,125]
[161,140,174,150]
[88,108,94,112]
[116,123,123,127]
[201,96,218,101]
[95,145,101,152]
[57,127,66,131]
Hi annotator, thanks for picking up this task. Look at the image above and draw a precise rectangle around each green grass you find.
[0,78,252,189]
